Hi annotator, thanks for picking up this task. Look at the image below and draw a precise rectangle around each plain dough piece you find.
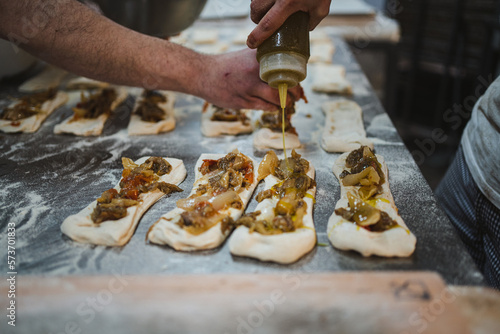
[54,86,128,136]
[229,161,317,264]
[128,90,176,135]
[18,65,68,92]
[191,43,229,54]
[191,29,219,44]
[232,29,251,45]
[253,128,301,150]
[312,64,352,95]
[65,77,110,90]
[60,157,187,246]
[327,153,417,257]
[201,104,253,137]
[310,28,331,43]
[169,32,188,45]
[0,91,68,133]
[321,99,373,152]
[148,153,260,251]
[309,41,335,64]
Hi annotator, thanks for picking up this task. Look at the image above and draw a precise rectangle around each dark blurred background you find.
[351,0,500,189]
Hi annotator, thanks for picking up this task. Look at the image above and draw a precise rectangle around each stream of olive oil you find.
[278,83,288,161]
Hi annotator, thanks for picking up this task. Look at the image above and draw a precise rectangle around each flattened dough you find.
[232,29,251,45]
[201,104,253,137]
[327,153,416,257]
[128,90,176,136]
[229,161,316,264]
[19,66,68,93]
[169,32,188,45]
[191,42,228,54]
[309,41,335,64]
[312,64,352,95]
[253,128,301,150]
[321,99,373,152]
[310,28,331,43]
[148,153,260,251]
[191,29,219,44]
[0,91,68,133]
[61,157,187,246]
[65,77,110,90]
[54,86,128,136]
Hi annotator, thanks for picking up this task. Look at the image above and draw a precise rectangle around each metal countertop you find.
[0,35,484,286]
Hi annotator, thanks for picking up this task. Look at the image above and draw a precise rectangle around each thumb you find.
[246,4,296,49]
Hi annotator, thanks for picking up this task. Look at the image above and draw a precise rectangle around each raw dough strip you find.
[54,86,128,136]
[310,28,331,43]
[61,157,187,246]
[0,91,68,133]
[309,41,335,64]
[229,156,317,264]
[147,152,260,251]
[128,90,176,136]
[190,29,219,44]
[65,76,110,90]
[253,128,301,150]
[327,152,416,257]
[312,64,352,95]
[190,43,229,55]
[232,29,251,45]
[321,99,373,153]
[18,65,68,93]
[201,103,253,137]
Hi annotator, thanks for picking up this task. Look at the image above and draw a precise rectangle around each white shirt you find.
[462,76,500,209]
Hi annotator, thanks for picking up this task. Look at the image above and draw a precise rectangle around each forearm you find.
[0,0,208,96]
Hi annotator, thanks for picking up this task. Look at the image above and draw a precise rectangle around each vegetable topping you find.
[175,150,254,235]
[0,88,57,121]
[230,150,315,235]
[335,193,399,232]
[91,157,182,224]
[72,88,117,120]
[211,106,249,124]
[339,146,385,200]
[259,106,297,135]
[135,90,167,122]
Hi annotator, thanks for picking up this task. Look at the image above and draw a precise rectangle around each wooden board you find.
[0,272,484,334]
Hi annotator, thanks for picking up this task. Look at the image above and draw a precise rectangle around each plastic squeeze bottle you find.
[256,11,310,159]
[256,11,310,90]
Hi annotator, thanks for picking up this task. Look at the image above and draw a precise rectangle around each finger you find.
[286,91,297,107]
[287,84,305,105]
[250,0,275,24]
[256,83,301,108]
[309,2,331,30]
[250,81,282,105]
[241,94,279,111]
[246,4,297,49]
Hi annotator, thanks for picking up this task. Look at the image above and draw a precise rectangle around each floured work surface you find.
[0,35,483,286]
[3,272,495,334]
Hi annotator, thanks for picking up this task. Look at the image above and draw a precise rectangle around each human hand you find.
[197,48,302,111]
[247,0,331,49]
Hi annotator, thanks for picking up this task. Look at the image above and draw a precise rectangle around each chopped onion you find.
[122,157,138,170]
[347,193,380,226]
[359,185,378,199]
[209,190,241,211]
[342,166,380,187]
[258,150,279,180]
[177,195,210,210]
[205,168,225,180]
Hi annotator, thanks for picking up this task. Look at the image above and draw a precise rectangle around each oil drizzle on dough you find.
[278,83,288,160]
